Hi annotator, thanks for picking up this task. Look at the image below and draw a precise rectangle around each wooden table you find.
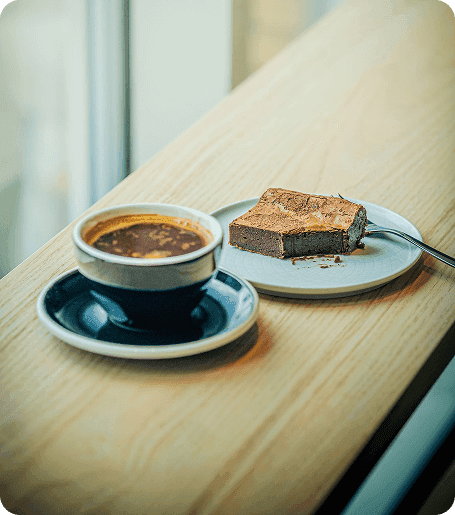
[1,1,454,513]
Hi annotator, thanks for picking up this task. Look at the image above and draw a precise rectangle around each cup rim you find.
[73,203,223,267]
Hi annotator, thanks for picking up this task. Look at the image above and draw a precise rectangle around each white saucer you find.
[36,268,259,359]
[212,196,423,298]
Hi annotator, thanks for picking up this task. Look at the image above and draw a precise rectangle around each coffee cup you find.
[73,203,223,328]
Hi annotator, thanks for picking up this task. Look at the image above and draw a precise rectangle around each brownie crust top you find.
[230,188,364,234]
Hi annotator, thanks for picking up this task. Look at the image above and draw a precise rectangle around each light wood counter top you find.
[1,1,454,513]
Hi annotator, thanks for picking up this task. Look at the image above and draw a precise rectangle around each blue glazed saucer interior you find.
[37,268,259,359]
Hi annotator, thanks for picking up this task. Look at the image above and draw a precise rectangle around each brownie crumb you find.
[334,255,341,263]
[357,241,365,249]
[320,265,329,269]
[290,255,314,262]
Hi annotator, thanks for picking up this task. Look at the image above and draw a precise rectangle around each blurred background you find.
[0,0,344,278]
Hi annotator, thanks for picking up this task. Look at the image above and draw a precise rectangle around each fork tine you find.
[337,194,373,225]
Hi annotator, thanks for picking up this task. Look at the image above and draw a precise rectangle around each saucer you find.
[36,268,259,359]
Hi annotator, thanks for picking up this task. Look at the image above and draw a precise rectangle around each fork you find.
[338,195,455,268]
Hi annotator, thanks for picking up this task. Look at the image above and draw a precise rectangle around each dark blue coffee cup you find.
[73,203,223,328]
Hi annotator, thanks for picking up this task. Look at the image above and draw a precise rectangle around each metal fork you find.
[338,195,455,268]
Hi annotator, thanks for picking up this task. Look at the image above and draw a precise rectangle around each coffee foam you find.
[83,214,213,248]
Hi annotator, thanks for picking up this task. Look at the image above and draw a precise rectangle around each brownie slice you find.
[229,188,367,258]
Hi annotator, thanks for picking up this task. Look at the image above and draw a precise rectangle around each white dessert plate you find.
[211,196,423,298]
[37,268,259,359]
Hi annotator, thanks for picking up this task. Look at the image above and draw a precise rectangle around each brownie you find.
[228,188,367,258]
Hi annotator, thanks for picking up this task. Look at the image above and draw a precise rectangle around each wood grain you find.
[1,1,454,514]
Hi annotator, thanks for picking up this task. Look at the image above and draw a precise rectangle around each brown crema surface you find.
[85,214,210,258]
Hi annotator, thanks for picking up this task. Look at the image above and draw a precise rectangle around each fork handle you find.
[377,229,455,268]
